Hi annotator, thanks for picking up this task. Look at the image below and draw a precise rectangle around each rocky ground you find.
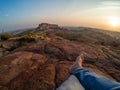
[0,23,120,90]
[0,35,120,90]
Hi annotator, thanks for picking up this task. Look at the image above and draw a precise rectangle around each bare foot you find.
[69,54,84,73]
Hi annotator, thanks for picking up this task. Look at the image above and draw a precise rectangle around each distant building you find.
[36,23,60,31]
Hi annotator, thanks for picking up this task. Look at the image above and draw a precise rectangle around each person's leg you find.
[69,54,120,90]
[57,75,85,90]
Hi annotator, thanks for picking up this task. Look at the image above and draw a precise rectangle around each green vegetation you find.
[17,32,47,46]
[18,36,36,46]
[0,32,48,57]
[0,33,13,40]
[23,32,47,40]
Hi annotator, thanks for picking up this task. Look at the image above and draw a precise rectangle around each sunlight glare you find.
[108,16,119,27]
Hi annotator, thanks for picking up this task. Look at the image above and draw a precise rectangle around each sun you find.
[109,18,119,27]
[108,16,119,27]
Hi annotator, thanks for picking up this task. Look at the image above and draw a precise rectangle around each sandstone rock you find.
[0,36,119,90]
[0,52,33,85]
[56,61,73,87]
[25,64,55,90]
[7,54,47,90]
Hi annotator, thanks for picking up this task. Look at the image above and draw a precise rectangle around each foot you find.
[69,54,84,74]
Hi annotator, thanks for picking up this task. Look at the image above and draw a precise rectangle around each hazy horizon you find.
[0,0,120,32]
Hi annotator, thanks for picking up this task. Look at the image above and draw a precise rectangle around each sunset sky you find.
[0,0,120,31]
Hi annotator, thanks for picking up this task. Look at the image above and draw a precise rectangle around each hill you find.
[0,23,120,90]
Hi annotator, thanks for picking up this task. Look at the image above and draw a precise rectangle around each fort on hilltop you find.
[36,23,60,31]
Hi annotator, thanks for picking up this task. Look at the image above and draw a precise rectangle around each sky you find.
[0,0,120,32]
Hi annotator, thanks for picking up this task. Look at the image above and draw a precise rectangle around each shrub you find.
[0,33,13,40]
[17,35,36,46]
[18,36,36,42]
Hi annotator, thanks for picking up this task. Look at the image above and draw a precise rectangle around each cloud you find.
[79,0,120,17]
[101,1,120,6]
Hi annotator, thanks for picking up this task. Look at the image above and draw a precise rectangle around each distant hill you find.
[9,28,36,35]
[64,26,120,39]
